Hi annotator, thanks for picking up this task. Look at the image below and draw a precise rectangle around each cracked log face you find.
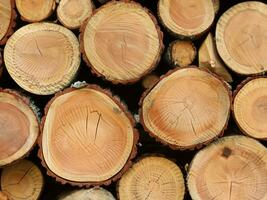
[158,0,215,38]
[216,2,267,75]
[40,86,138,185]
[233,78,267,140]
[0,90,39,167]
[15,0,55,22]
[58,188,115,200]
[0,0,15,45]
[57,0,94,30]
[1,160,44,200]
[187,136,267,200]
[118,156,185,200]
[4,23,80,95]
[81,1,163,84]
[140,67,231,149]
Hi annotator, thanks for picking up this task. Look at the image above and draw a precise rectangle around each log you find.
[199,33,232,82]
[158,0,215,39]
[142,74,159,89]
[0,192,8,200]
[58,188,115,200]
[80,1,163,84]
[0,52,3,79]
[212,0,220,14]
[0,0,16,45]
[216,1,267,75]
[15,0,55,22]
[187,135,267,200]
[4,22,80,95]
[57,0,94,30]
[1,160,44,200]
[166,40,196,68]
[140,67,231,149]
[39,85,139,186]
[118,156,185,200]
[233,77,267,140]
[0,89,39,167]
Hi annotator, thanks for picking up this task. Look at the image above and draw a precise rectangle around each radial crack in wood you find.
[15,0,55,22]
[118,156,185,200]
[140,67,231,149]
[166,40,196,67]
[57,0,94,30]
[233,77,267,140]
[1,160,44,200]
[158,0,215,39]
[39,85,138,186]
[199,33,232,82]
[216,1,267,75]
[187,136,267,200]
[4,23,80,95]
[0,89,39,167]
[81,1,163,84]
[0,0,16,45]
[58,188,115,200]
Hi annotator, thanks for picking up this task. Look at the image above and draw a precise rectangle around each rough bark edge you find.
[165,40,197,68]
[186,135,267,200]
[37,84,139,187]
[57,0,95,30]
[116,154,186,200]
[157,0,215,40]
[139,66,232,150]
[18,0,56,22]
[0,0,16,45]
[0,89,40,168]
[232,76,267,140]
[79,0,164,84]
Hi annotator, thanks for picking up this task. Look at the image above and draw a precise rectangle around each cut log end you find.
[0,192,8,200]
[57,0,94,30]
[158,0,215,38]
[1,160,44,200]
[216,1,267,75]
[166,40,196,67]
[118,156,185,200]
[234,77,267,140]
[0,90,39,167]
[15,0,55,22]
[4,22,80,95]
[199,33,232,82]
[81,1,163,84]
[142,74,159,89]
[58,188,115,200]
[39,85,138,186]
[187,136,267,200]
[140,67,231,149]
[0,0,16,45]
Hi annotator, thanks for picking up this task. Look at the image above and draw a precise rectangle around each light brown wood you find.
[158,0,215,38]
[142,74,159,89]
[166,40,196,67]
[4,22,80,95]
[187,135,267,200]
[118,156,185,200]
[0,90,39,167]
[0,192,8,200]
[233,77,267,140]
[15,0,55,22]
[57,0,94,30]
[0,0,16,45]
[212,0,220,14]
[0,53,3,79]
[140,67,231,149]
[216,1,267,75]
[81,1,163,84]
[59,188,115,200]
[39,85,138,186]
[199,33,232,82]
[1,160,44,200]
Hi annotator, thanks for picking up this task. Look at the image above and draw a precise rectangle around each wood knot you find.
[222,147,232,158]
